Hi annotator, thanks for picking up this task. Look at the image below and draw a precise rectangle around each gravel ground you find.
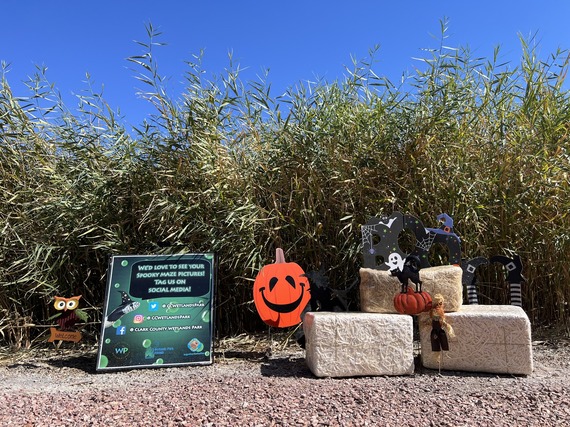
[1,332,569,426]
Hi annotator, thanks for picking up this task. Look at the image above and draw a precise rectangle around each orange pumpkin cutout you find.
[253,248,311,328]
[394,287,432,315]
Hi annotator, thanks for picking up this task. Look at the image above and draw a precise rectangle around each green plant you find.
[1,21,569,348]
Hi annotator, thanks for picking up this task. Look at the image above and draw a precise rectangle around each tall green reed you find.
[1,22,569,347]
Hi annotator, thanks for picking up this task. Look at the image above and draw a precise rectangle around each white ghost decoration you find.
[385,252,405,272]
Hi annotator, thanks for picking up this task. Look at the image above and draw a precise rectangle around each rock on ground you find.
[1,332,569,426]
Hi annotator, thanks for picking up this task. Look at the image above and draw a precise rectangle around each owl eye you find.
[55,300,67,310]
[66,299,79,310]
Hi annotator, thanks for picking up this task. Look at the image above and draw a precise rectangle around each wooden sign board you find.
[96,254,216,371]
[48,328,82,343]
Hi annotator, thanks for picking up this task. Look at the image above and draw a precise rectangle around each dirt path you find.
[1,334,569,426]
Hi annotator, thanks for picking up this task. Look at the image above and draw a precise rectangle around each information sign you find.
[96,253,215,371]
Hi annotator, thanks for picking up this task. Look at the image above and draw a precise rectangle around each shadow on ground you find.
[260,356,314,378]
[45,354,97,374]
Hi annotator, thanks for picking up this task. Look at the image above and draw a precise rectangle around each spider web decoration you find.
[416,230,436,252]
[363,212,462,269]
[361,213,405,269]
[361,224,380,252]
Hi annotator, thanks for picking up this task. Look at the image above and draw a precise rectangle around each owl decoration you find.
[48,295,88,343]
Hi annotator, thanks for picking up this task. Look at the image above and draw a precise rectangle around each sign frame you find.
[96,253,216,372]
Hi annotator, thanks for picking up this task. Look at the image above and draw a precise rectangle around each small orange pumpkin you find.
[253,248,311,328]
[394,287,432,315]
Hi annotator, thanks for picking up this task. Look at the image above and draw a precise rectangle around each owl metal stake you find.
[48,295,88,345]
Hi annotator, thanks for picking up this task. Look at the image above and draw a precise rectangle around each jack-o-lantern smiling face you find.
[259,275,307,314]
[253,250,311,328]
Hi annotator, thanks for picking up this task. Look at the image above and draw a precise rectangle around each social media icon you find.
[133,314,144,324]
[149,301,159,311]
[116,326,126,336]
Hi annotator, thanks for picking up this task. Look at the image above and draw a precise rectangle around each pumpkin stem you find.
[275,248,286,264]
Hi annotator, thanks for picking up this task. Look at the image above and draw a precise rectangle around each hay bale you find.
[419,305,533,375]
[303,312,414,377]
[360,265,463,313]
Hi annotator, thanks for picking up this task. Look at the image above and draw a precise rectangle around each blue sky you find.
[2,1,569,129]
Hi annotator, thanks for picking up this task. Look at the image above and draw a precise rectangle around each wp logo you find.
[113,344,130,359]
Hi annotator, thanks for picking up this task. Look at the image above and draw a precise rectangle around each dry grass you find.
[1,22,569,348]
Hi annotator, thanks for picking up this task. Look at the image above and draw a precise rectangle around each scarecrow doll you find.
[428,294,455,352]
